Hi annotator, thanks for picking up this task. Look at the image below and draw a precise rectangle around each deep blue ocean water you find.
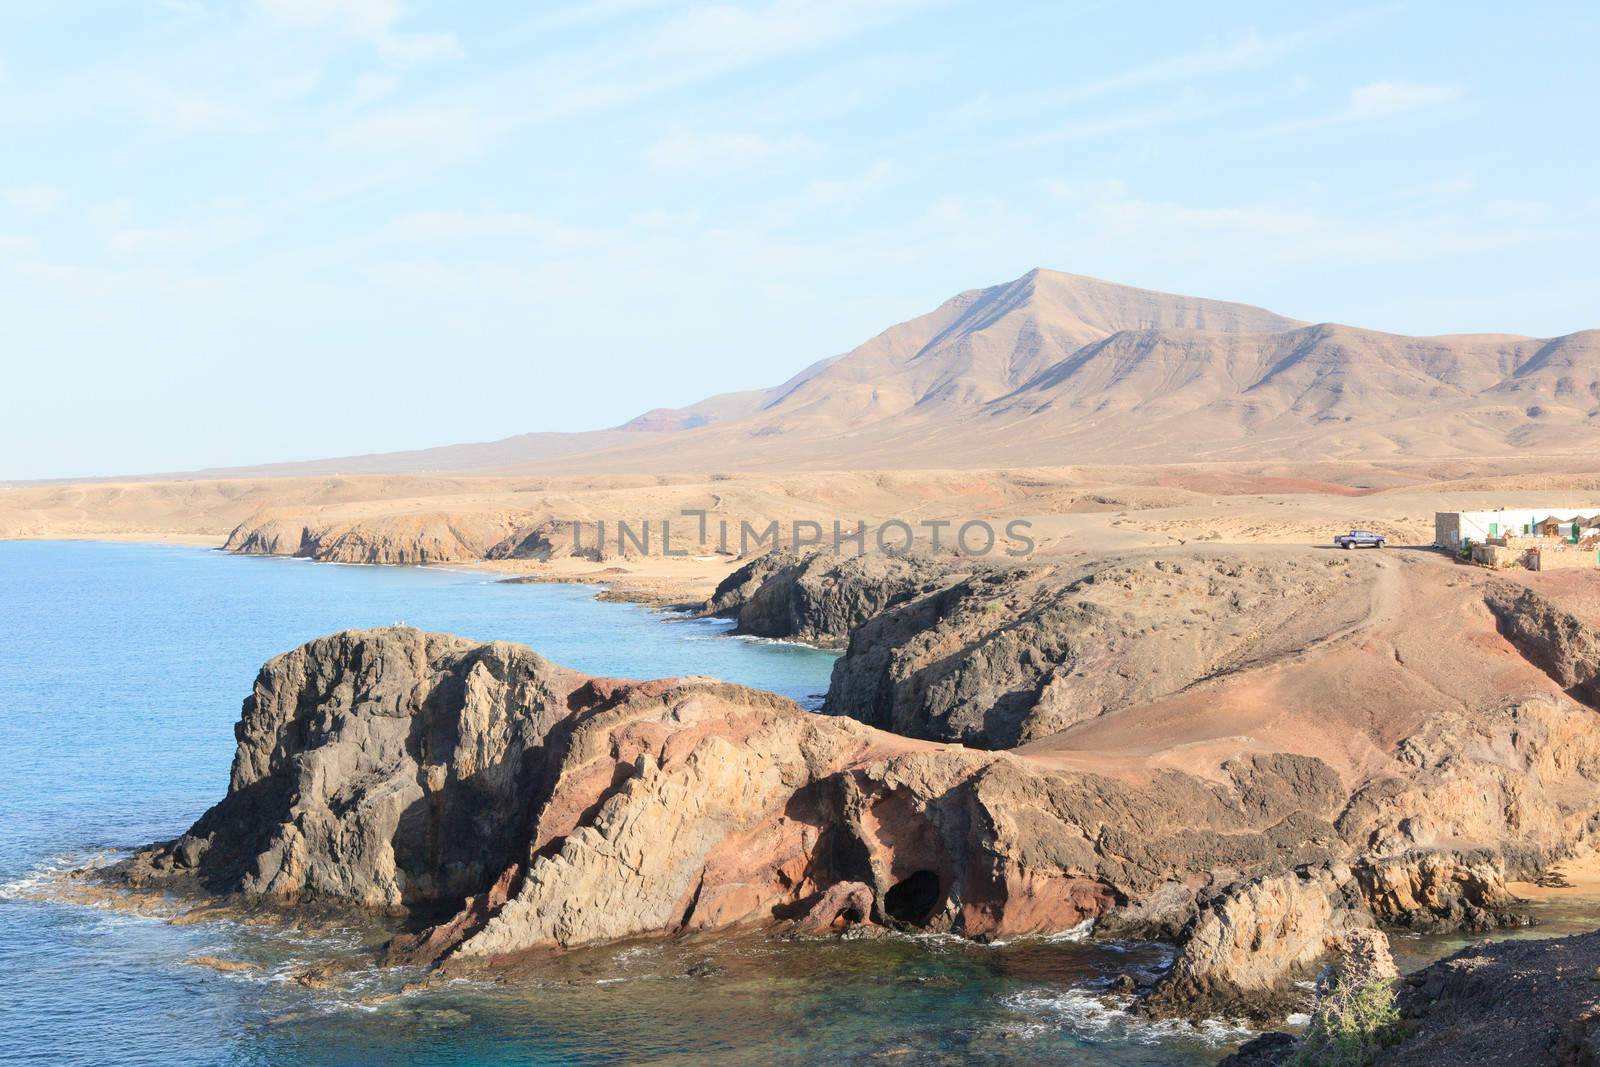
[6,539,1561,1066]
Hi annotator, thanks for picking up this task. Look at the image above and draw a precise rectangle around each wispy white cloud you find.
[1346,81,1462,118]
[1071,186,1537,267]
[800,160,894,209]
[256,0,462,63]
[1065,28,1300,102]
[515,0,677,36]
[645,128,814,175]
[107,228,173,253]
[637,0,934,65]
[386,209,544,239]
[302,0,937,197]
[99,209,263,258]
[1270,81,1463,133]
[1021,91,1248,146]
[947,21,1336,129]
[2,186,63,213]
[350,71,399,105]
[1044,178,1129,202]
[383,209,608,252]
[329,104,505,155]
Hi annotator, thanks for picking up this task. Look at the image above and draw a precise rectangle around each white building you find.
[1434,507,1600,550]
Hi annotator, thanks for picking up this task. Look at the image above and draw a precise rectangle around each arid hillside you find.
[131,267,1600,480]
[9,460,1600,609]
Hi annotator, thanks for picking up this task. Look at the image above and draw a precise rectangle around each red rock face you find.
[858,787,948,918]
[961,872,1120,937]
[114,620,1593,1022]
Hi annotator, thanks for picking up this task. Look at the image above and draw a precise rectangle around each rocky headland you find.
[222,512,618,566]
[707,545,1384,748]
[104,534,1600,1031]
[116,627,1379,965]
[696,547,976,648]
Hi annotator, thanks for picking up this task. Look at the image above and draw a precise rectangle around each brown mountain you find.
[181,268,1600,477]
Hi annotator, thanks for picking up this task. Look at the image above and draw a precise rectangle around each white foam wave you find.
[0,848,126,903]
[882,917,1097,949]
[1002,986,1256,1048]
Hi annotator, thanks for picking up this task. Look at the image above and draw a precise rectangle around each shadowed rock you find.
[108,608,1600,1021]
[116,628,1390,973]
[1228,929,1600,1065]
[1381,930,1600,1065]
[700,548,979,648]
[1486,579,1600,707]
[822,550,1377,748]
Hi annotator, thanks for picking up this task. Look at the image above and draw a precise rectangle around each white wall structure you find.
[1435,508,1600,549]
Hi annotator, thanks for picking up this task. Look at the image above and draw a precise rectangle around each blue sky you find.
[2,1,1597,479]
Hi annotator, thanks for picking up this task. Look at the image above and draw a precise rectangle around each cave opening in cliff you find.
[883,870,941,926]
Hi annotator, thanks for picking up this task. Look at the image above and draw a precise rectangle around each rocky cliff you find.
[700,548,979,647]
[703,547,1382,749]
[1141,864,1373,1022]
[816,549,1377,748]
[119,629,1324,954]
[114,627,1495,988]
[113,548,1600,1021]
[223,512,521,565]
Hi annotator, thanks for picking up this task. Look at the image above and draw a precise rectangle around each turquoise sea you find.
[1,541,1587,1066]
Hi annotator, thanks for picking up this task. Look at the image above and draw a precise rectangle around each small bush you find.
[1289,978,1401,1067]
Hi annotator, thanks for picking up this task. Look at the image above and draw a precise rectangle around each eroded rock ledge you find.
[708,547,1381,748]
[699,547,977,648]
[118,629,1356,957]
[107,625,1577,1023]
[1485,578,1600,707]
[223,513,621,565]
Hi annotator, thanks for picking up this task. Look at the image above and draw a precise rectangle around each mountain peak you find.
[171,270,1600,478]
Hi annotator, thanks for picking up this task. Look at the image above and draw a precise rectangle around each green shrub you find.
[1289,978,1401,1067]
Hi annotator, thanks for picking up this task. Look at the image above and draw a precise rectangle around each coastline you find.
[10,532,1600,1063]
[471,554,738,607]
[0,531,737,606]
[0,531,228,547]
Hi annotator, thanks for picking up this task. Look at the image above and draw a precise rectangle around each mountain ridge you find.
[106,268,1600,480]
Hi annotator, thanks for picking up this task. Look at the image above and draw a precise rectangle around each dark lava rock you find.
[1377,929,1600,1065]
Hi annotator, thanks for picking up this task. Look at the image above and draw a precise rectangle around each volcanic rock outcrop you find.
[484,519,606,562]
[1381,929,1600,1065]
[1141,864,1372,1021]
[113,548,1600,1021]
[1485,579,1600,707]
[1228,928,1600,1065]
[700,548,980,647]
[799,548,1378,748]
[1140,855,1522,1022]
[225,511,677,566]
[223,511,520,565]
[113,627,1420,974]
